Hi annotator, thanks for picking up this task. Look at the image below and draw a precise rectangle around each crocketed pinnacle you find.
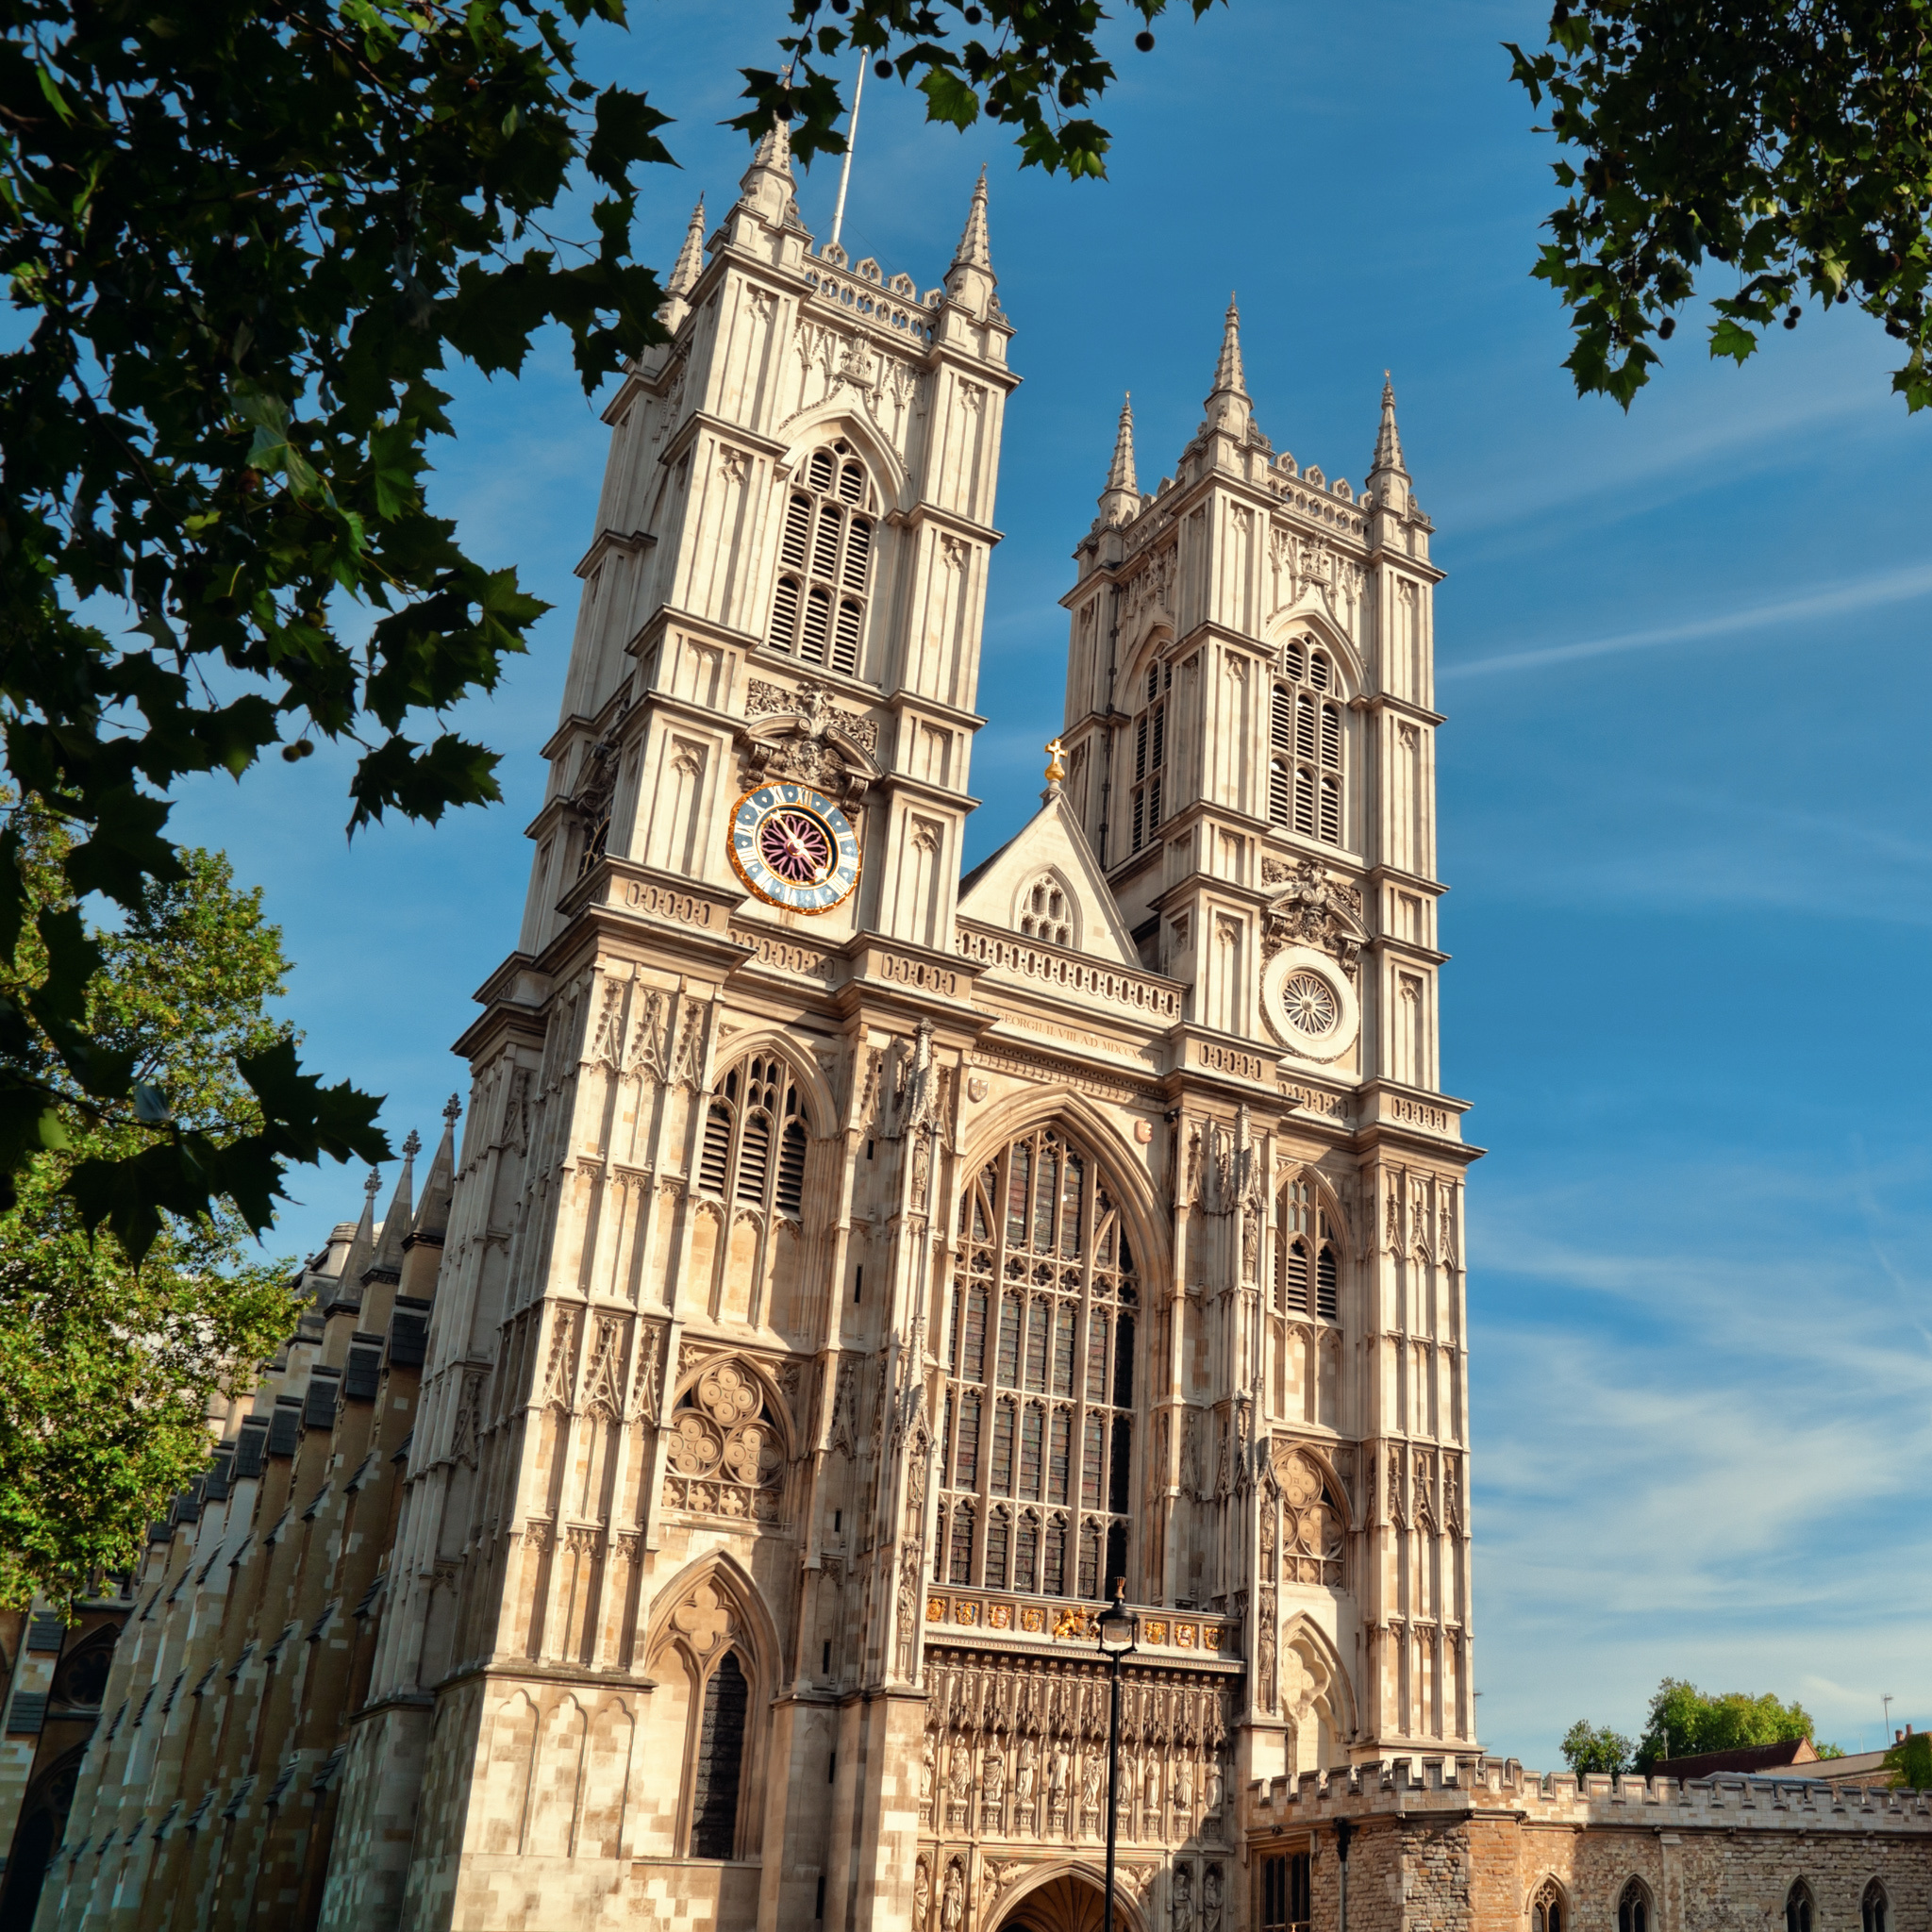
[1204,294,1251,436]
[953,165,992,272]
[1096,392,1140,525]
[1107,393,1137,494]
[746,113,793,180]
[1371,371,1407,475]
[409,1095,461,1245]
[1210,294,1248,401]
[666,196,706,299]
[362,1132,418,1286]
[336,1167,381,1292]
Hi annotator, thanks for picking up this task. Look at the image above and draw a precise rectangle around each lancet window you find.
[1787,1884,1815,1932]
[1863,1880,1890,1932]
[1532,1881,1565,1932]
[1619,1879,1654,1932]
[1277,1175,1341,1323]
[1130,660,1171,855]
[1270,637,1345,845]
[940,1127,1139,1601]
[663,1360,785,1523]
[768,440,875,678]
[698,1054,809,1222]
[690,1648,750,1857]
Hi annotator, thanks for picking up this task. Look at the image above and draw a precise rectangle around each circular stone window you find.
[1260,944,1359,1063]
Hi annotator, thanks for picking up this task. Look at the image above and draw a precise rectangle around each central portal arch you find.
[990,1869,1141,1932]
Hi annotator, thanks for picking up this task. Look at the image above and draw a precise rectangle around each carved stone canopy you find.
[740,678,881,803]
[1259,856,1366,977]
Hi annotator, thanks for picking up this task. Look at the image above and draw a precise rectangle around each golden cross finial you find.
[1044,737,1067,784]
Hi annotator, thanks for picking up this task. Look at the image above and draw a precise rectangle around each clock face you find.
[728,783,861,913]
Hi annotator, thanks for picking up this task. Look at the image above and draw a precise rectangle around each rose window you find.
[664,1361,785,1523]
[1279,971,1339,1038]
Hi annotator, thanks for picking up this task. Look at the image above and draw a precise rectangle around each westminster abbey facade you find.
[23,115,1931,1932]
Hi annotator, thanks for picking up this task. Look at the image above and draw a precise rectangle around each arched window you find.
[1277,1174,1341,1323]
[1270,636,1345,845]
[697,1054,810,1222]
[942,1127,1137,1599]
[1531,1881,1564,1932]
[1787,1882,1815,1932]
[690,1647,750,1858]
[1863,1880,1889,1932]
[769,440,875,677]
[1018,874,1073,947]
[1619,1879,1654,1932]
[1130,659,1171,854]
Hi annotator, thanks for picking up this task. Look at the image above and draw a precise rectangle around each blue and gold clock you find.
[728,783,861,913]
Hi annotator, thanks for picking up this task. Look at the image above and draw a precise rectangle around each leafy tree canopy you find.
[1507,0,1932,409]
[0,801,303,1608]
[1561,1719,1634,1776]
[1634,1676,1826,1769]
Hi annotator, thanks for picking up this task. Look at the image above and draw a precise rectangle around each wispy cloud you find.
[1443,560,1932,680]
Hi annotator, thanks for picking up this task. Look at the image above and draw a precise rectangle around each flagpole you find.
[827,55,867,251]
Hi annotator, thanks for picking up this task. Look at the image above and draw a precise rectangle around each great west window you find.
[940,1128,1137,1602]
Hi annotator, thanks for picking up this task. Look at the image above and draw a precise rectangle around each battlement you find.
[1243,1758,1932,1834]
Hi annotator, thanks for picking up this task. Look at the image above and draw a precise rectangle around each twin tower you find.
[47,122,1474,1932]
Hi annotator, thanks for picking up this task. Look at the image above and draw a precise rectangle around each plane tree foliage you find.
[3,0,1924,1265]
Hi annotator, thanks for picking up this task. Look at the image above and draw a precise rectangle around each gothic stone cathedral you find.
[27,124,1932,1932]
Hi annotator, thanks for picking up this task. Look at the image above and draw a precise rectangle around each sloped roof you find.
[957,787,1137,967]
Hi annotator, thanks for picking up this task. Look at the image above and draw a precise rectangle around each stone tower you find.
[36,136,1478,1932]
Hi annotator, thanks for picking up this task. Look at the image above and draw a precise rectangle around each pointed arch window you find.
[1271,636,1346,845]
[1532,1882,1565,1932]
[942,1126,1137,1599]
[690,1648,750,1858]
[696,1054,811,1224]
[1787,1883,1815,1932]
[769,440,875,678]
[1619,1879,1654,1932]
[1277,1174,1341,1323]
[1130,660,1171,855]
[1863,1880,1890,1932]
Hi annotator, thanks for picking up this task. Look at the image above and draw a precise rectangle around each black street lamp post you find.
[1096,1584,1140,1932]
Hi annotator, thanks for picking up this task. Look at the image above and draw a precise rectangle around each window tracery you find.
[697,1054,809,1222]
[1018,874,1074,947]
[663,1360,785,1522]
[1270,637,1345,845]
[1272,1448,1346,1585]
[1278,1175,1341,1322]
[1619,1879,1654,1932]
[1532,1880,1565,1932]
[769,440,875,678]
[941,1126,1138,1601]
[1788,1883,1815,1932]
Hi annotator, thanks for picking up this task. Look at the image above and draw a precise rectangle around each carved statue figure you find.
[1015,1734,1038,1815]
[1173,1861,1195,1932]
[980,1740,1006,1807]
[941,1861,965,1932]
[921,1731,937,1806]
[914,1857,933,1929]
[1204,1863,1224,1932]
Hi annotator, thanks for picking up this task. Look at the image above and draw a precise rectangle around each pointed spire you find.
[409,1095,461,1248]
[748,114,792,178]
[1371,370,1407,475]
[362,1133,418,1287]
[1205,294,1251,436]
[335,1167,381,1295]
[953,165,991,272]
[667,196,706,299]
[1097,392,1140,526]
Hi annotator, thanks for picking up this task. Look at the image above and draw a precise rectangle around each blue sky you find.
[165,0,1932,1767]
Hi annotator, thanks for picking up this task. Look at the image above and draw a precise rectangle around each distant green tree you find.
[1561,1720,1633,1776]
[1885,1734,1932,1789]
[0,803,301,1608]
[1634,1677,1820,1770]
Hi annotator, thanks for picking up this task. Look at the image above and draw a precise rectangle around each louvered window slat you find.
[775,1121,807,1217]
[800,586,832,664]
[831,600,862,675]
[1320,701,1341,768]
[780,493,811,567]
[811,504,841,578]
[841,517,871,592]
[770,576,800,652]
[768,444,875,682]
